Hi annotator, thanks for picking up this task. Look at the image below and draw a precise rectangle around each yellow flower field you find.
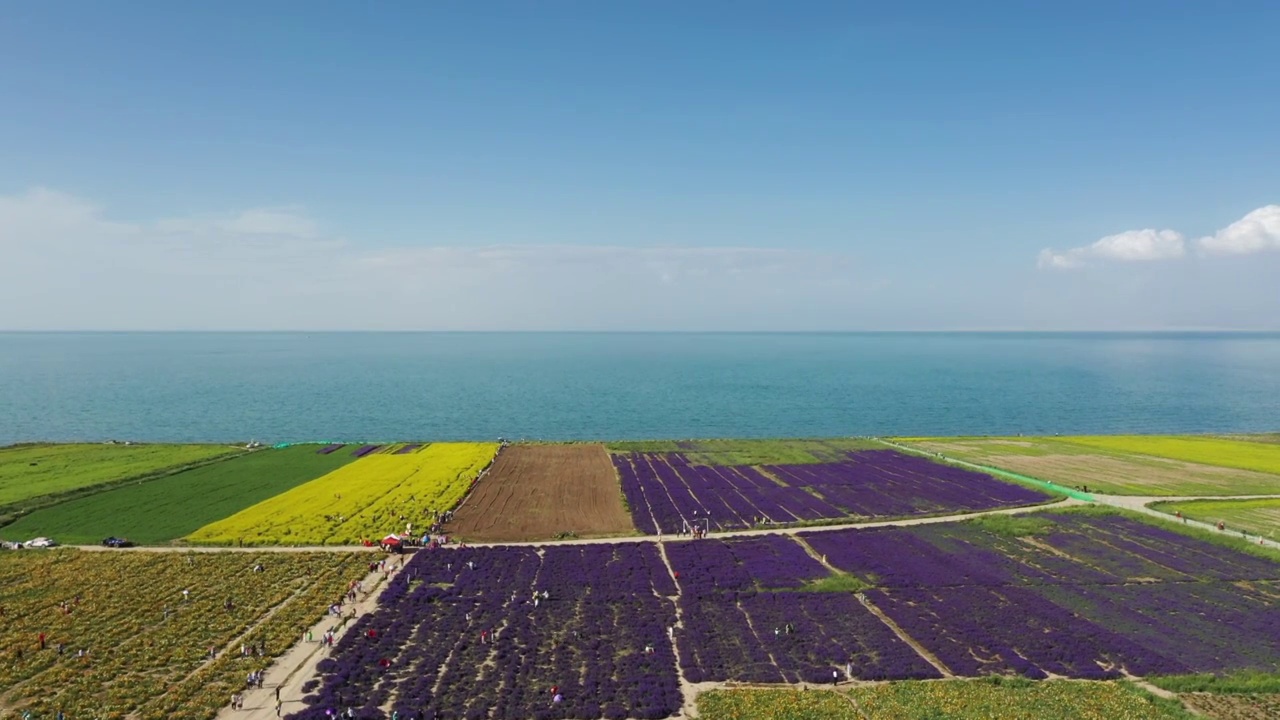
[0,549,364,720]
[186,442,498,545]
[1058,435,1280,476]
[849,679,1189,720]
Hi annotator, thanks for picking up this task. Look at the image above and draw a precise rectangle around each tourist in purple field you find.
[832,669,839,685]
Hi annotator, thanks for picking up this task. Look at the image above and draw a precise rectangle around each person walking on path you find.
[276,700,284,717]
[832,669,839,686]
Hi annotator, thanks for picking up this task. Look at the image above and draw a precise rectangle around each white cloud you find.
[0,187,871,330]
[1041,204,1280,270]
[1038,229,1185,270]
[1197,205,1280,255]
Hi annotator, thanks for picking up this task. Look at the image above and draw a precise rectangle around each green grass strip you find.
[0,446,357,545]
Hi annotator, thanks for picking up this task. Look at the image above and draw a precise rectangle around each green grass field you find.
[607,438,881,465]
[0,446,357,545]
[848,679,1193,719]
[897,436,1280,495]
[1152,498,1280,539]
[0,443,240,508]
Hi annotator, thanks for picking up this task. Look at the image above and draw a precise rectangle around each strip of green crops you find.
[0,443,240,507]
[1152,498,1280,539]
[0,446,357,545]
[1149,670,1280,694]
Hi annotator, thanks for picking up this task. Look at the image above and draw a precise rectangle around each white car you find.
[27,537,57,548]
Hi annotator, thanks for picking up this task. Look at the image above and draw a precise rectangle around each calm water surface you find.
[1,332,1277,444]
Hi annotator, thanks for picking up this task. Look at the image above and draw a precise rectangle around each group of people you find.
[678,524,709,539]
[240,640,268,657]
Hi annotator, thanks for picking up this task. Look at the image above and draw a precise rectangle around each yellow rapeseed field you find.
[1059,435,1280,475]
[186,442,498,545]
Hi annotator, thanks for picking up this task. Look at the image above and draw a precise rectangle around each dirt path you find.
[213,563,394,720]
[1091,492,1280,549]
[855,594,953,679]
[65,497,1081,555]
[73,544,383,553]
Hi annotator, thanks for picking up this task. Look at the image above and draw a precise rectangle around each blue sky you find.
[2,1,1277,330]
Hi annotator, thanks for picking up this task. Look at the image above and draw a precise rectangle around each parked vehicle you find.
[27,537,57,548]
[102,537,135,548]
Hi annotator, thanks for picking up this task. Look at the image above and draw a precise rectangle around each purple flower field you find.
[292,513,1280,718]
[667,534,940,684]
[395,443,422,454]
[352,444,381,458]
[802,512,1280,679]
[291,544,681,720]
[317,443,345,455]
[615,449,1048,534]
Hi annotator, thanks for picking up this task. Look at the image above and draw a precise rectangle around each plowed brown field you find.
[446,444,635,541]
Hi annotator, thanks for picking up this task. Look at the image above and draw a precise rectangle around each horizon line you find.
[2,329,1280,335]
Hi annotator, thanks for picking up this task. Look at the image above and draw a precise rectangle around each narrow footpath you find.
[215,562,397,720]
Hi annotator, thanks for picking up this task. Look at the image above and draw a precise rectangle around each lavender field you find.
[614,449,1049,534]
[802,512,1280,680]
[291,544,681,720]
[666,535,940,684]
[290,513,1280,719]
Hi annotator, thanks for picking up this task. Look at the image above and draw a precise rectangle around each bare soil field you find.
[907,438,1280,496]
[446,444,635,541]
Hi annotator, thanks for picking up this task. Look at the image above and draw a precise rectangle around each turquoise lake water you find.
[1,332,1277,444]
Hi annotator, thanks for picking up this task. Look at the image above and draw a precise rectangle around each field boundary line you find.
[447,443,504,515]
[0,446,252,526]
[855,593,954,679]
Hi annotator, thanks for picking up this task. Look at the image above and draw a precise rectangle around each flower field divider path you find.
[790,533,956,681]
[655,540,698,717]
[1094,492,1280,550]
[216,563,393,720]
[852,594,954,680]
[439,444,505,516]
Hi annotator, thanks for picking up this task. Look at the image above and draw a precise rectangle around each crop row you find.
[616,449,1047,534]
[0,443,240,509]
[696,680,1192,720]
[667,535,938,684]
[0,550,366,720]
[293,544,681,720]
[801,512,1280,679]
[1,445,357,545]
[188,442,498,545]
